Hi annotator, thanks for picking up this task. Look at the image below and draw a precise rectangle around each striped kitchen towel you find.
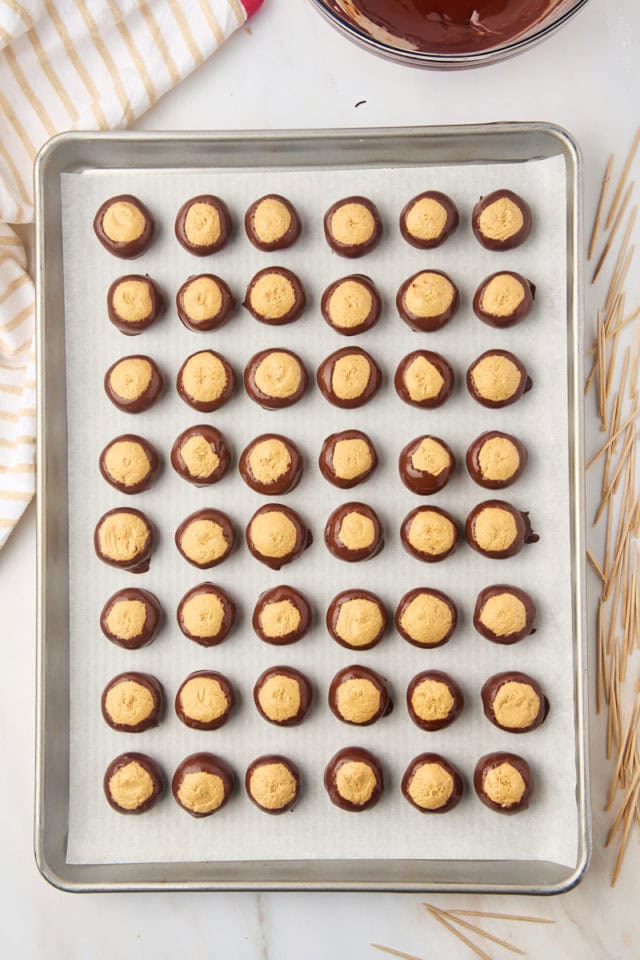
[0,0,263,550]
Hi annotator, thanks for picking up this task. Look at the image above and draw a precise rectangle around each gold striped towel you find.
[0,0,262,549]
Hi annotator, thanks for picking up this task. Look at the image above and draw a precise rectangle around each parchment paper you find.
[61,153,578,867]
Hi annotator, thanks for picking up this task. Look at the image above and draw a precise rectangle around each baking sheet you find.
[60,154,576,867]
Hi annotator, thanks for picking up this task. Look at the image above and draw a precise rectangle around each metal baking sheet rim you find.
[34,123,590,894]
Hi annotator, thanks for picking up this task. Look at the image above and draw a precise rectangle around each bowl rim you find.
[308,0,592,65]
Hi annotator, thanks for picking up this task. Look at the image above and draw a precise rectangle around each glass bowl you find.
[308,0,591,69]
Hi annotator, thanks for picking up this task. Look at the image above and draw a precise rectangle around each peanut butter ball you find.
[400,506,459,563]
[172,753,235,817]
[473,584,536,645]
[175,509,236,569]
[482,671,548,733]
[324,747,383,812]
[101,672,163,733]
[466,500,539,559]
[94,195,154,258]
[177,349,236,412]
[176,274,235,332]
[246,504,311,570]
[324,196,382,258]
[244,267,306,325]
[246,755,300,814]
[104,355,163,413]
[321,275,381,335]
[104,752,163,814]
[175,195,231,255]
[474,752,533,813]
[400,191,459,249]
[467,349,532,408]
[472,190,532,251]
[473,271,535,327]
[397,270,459,332]
[245,348,308,410]
[402,754,463,813]
[252,585,312,645]
[177,583,236,646]
[107,275,163,335]
[395,588,457,649]
[245,194,301,251]
[94,507,154,572]
[253,666,312,726]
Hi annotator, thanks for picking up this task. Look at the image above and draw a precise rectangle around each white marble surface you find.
[2,0,640,956]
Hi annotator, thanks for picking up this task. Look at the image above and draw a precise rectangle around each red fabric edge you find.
[240,0,264,17]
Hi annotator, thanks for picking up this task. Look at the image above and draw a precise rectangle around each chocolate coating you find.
[107,275,163,335]
[466,431,528,490]
[245,755,300,814]
[244,266,306,326]
[177,582,236,646]
[325,501,383,562]
[317,347,382,408]
[239,434,303,495]
[175,195,231,255]
[171,425,231,486]
[401,754,464,814]
[103,752,163,814]
[175,670,235,730]
[328,665,392,726]
[94,195,154,259]
[104,355,163,413]
[176,274,235,332]
[99,434,160,494]
[472,190,532,251]
[94,507,154,573]
[399,191,459,249]
[177,349,236,412]
[395,588,457,649]
[396,270,459,332]
[244,348,308,410]
[473,271,535,327]
[482,671,548,733]
[473,584,537,645]
[324,746,383,812]
[399,435,455,495]
[175,509,236,569]
[466,500,539,559]
[253,666,313,726]
[323,196,382,258]
[244,194,301,251]
[394,350,454,409]
[406,670,464,731]
[321,275,381,336]
[252,585,312,645]
[100,587,162,650]
[466,349,532,408]
[246,504,311,570]
[172,753,235,817]
[400,506,459,563]
[326,589,388,650]
[474,752,533,813]
[319,429,378,489]
[101,671,163,733]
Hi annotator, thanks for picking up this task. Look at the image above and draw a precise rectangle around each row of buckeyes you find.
[104,746,534,818]
[101,667,548,735]
[104,346,533,414]
[93,190,532,262]
[100,583,537,651]
[104,267,535,337]
[93,500,540,573]
[98,428,528,497]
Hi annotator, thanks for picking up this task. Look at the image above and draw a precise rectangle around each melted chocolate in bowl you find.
[325,0,565,55]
